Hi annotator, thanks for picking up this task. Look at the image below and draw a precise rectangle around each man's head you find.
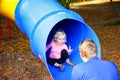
[79,39,98,62]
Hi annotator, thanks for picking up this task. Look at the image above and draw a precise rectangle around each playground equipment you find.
[0,18,11,40]
[0,0,101,80]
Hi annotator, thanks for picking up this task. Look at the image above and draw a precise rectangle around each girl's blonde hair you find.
[54,29,66,41]
[79,39,97,58]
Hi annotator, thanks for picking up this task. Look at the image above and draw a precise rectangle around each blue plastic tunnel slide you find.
[14,0,101,80]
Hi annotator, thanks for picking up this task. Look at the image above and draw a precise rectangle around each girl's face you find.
[56,34,66,44]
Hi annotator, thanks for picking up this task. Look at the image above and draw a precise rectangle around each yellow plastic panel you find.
[0,0,19,21]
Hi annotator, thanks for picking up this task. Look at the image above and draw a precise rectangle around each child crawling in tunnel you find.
[46,29,75,71]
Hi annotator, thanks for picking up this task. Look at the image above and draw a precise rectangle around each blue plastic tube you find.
[15,0,101,80]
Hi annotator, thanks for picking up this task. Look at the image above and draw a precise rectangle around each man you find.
[71,39,119,80]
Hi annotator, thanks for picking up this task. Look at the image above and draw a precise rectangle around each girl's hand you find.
[68,45,73,54]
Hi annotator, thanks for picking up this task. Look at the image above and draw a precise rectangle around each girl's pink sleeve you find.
[46,42,52,51]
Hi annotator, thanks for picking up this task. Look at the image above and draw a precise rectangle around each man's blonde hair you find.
[79,39,97,58]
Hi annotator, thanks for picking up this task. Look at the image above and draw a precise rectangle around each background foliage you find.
[58,0,78,9]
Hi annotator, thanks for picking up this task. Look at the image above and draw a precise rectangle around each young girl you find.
[46,29,75,71]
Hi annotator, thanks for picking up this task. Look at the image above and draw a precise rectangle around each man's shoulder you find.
[89,57,116,66]
[101,59,117,66]
[73,63,86,70]
[72,63,86,74]
[104,60,118,70]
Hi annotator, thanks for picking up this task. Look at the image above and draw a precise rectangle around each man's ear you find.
[80,51,87,58]
[80,51,84,58]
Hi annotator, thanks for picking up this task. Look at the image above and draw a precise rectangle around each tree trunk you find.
[110,0,112,3]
